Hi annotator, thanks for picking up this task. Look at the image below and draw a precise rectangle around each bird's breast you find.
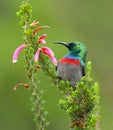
[57,58,83,87]
[59,58,80,66]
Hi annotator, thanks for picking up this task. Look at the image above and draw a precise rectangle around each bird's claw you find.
[69,121,85,128]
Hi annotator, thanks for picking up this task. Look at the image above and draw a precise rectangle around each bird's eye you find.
[69,43,76,47]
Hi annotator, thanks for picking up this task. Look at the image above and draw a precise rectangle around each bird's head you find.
[54,41,87,64]
[54,41,87,57]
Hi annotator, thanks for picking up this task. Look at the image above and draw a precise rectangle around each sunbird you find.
[55,41,87,87]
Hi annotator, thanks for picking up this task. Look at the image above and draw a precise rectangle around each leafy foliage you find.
[40,54,100,130]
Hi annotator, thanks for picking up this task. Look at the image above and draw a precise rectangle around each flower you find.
[34,48,41,62]
[12,44,26,63]
[34,47,57,65]
[41,47,54,56]
[38,34,47,44]
[32,26,49,36]
[30,20,39,27]
[13,83,29,91]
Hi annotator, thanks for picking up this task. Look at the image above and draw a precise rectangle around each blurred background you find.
[0,0,113,129]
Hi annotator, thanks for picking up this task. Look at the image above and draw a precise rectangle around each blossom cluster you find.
[12,20,57,65]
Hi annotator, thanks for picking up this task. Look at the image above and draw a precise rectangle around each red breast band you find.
[59,58,80,65]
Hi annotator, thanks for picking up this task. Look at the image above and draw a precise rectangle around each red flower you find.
[32,26,49,36]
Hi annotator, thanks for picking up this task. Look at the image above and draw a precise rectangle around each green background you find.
[0,0,113,129]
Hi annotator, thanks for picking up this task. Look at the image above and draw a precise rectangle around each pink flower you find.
[38,34,47,44]
[34,47,57,65]
[41,47,54,56]
[12,44,26,63]
[34,48,41,62]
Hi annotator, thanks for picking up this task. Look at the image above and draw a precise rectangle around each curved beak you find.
[54,41,69,47]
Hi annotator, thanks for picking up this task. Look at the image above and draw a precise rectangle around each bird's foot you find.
[69,121,85,128]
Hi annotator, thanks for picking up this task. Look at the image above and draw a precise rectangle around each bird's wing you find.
[81,64,85,76]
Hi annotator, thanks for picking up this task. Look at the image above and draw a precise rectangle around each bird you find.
[55,41,87,87]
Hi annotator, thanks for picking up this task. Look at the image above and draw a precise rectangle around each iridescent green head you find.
[55,41,87,64]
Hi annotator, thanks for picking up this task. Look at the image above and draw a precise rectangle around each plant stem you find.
[19,0,48,129]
